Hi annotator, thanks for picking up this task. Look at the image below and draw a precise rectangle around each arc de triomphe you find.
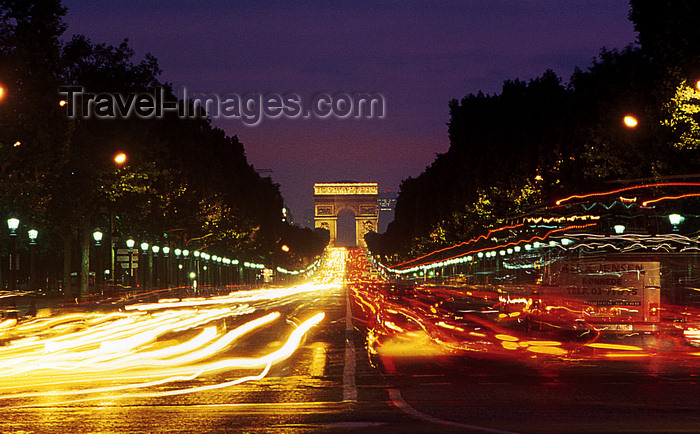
[314,182,378,247]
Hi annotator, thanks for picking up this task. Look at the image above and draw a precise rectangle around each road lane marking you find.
[308,342,327,377]
[343,286,357,403]
[387,388,518,433]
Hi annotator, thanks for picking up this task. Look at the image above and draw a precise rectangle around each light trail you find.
[125,282,341,311]
[0,274,335,406]
[346,247,700,375]
[0,312,325,406]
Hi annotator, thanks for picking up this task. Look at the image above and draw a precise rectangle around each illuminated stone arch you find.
[313,182,378,248]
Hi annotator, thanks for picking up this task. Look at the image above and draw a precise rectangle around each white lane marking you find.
[343,286,357,402]
[308,342,327,377]
[387,388,519,433]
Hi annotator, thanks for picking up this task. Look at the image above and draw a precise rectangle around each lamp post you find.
[109,151,127,291]
[126,239,135,289]
[162,246,170,289]
[28,229,38,292]
[211,255,218,287]
[182,250,190,288]
[174,248,182,288]
[93,228,103,293]
[140,242,149,290]
[7,216,19,291]
[152,245,160,289]
[201,253,209,288]
[193,251,201,289]
[189,271,197,293]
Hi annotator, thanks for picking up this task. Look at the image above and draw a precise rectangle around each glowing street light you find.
[614,224,626,234]
[669,213,684,231]
[93,228,104,289]
[92,228,103,246]
[0,85,5,101]
[28,229,38,292]
[28,229,38,244]
[126,239,136,286]
[623,115,638,128]
[7,216,19,234]
[113,152,127,165]
[7,216,19,291]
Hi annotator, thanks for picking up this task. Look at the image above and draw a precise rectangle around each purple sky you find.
[62,1,636,225]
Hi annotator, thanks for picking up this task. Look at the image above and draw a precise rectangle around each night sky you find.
[61,1,636,225]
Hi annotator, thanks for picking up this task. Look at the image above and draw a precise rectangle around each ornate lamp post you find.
[140,242,149,290]
[162,246,170,289]
[211,255,218,287]
[93,228,104,292]
[182,250,190,288]
[7,216,20,291]
[152,245,160,289]
[126,238,135,289]
[28,229,38,292]
[174,248,182,288]
[193,251,201,288]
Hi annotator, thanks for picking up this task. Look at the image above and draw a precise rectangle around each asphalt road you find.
[2,249,700,433]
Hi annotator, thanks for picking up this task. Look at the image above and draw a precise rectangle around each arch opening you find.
[336,209,357,247]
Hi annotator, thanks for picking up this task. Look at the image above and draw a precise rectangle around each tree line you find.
[368,0,700,262]
[0,1,328,298]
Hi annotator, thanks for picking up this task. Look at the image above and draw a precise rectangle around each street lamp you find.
[93,228,104,291]
[140,242,149,290]
[7,216,19,233]
[623,114,638,129]
[189,271,197,293]
[28,229,38,292]
[669,213,684,231]
[93,228,103,246]
[174,248,181,287]
[126,239,136,288]
[113,152,127,166]
[152,245,160,288]
[162,246,170,288]
[7,216,19,291]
